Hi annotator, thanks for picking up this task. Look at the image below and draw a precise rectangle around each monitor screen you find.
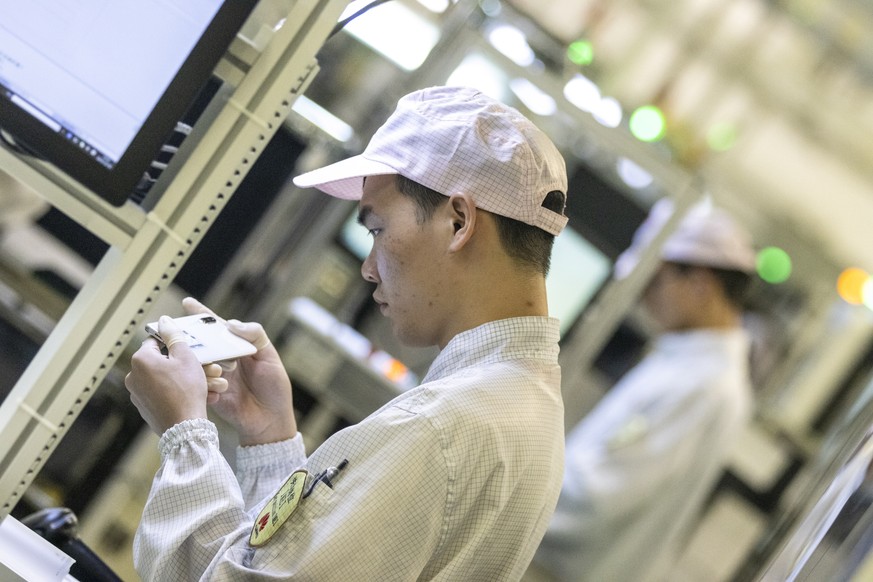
[0,0,258,206]
[547,226,612,335]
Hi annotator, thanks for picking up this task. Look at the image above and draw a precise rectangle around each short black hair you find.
[394,175,564,276]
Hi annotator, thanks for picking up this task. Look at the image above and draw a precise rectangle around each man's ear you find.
[446,193,477,252]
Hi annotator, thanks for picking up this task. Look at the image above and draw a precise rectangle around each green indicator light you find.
[707,122,738,151]
[567,40,594,66]
[756,247,792,284]
[629,106,666,142]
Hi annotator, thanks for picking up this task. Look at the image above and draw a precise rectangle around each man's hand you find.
[182,298,297,446]
[126,316,209,435]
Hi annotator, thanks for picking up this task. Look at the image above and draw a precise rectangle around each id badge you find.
[249,469,308,547]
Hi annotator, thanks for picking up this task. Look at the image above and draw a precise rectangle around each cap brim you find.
[292,155,398,200]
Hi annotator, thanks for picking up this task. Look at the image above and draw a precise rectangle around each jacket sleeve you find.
[236,433,307,511]
[133,408,448,580]
[133,419,251,581]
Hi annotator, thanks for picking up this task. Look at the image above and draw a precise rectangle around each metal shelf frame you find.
[0,0,348,518]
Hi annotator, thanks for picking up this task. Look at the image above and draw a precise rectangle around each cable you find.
[329,0,394,39]
[130,121,194,203]
[0,129,43,159]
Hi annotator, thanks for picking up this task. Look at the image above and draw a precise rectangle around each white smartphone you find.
[145,314,257,364]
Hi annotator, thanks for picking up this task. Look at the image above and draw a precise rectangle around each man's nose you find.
[361,252,379,283]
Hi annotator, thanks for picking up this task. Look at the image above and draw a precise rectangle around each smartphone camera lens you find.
[200,316,217,324]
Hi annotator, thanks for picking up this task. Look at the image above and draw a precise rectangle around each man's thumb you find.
[159,316,191,357]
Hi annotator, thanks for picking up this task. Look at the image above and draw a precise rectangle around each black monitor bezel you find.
[0,1,258,207]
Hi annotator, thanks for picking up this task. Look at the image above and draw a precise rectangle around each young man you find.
[126,86,569,580]
[528,200,757,582]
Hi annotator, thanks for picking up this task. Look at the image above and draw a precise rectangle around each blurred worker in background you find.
[527,199,757,582]
[125,85,569,581]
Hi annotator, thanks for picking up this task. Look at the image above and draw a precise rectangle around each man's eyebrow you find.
[357,206,372,226]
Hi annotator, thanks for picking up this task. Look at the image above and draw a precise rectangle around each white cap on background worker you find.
[614,198,757,279]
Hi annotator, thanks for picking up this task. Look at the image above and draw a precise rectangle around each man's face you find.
[358,175,453,348]
[642,263,697,331]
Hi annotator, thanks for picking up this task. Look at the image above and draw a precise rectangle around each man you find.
[529,199,756,582]
[126,86,568,580]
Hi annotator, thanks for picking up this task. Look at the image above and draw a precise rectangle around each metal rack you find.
[0,0,348,519]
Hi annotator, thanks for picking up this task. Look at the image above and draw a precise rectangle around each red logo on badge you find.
[258,513,270,532]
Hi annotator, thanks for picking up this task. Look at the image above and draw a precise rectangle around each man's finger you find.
[216,360,238,373]
[158,315,191,357]
[206,376,228,394]
[182,297,217,318]
[203,363,223,378]
[227,319,271,351]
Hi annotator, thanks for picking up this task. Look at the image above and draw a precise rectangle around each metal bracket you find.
[0,0,348,518]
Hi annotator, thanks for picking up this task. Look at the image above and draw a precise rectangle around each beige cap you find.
[293,86,569,235]
[614,198,756,279]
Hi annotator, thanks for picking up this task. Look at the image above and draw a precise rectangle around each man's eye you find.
[367,228,381,237]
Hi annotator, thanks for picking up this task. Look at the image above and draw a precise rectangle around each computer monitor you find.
[0,0,258,206]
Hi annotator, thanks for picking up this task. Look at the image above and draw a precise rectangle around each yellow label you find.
[249,469,308,547]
